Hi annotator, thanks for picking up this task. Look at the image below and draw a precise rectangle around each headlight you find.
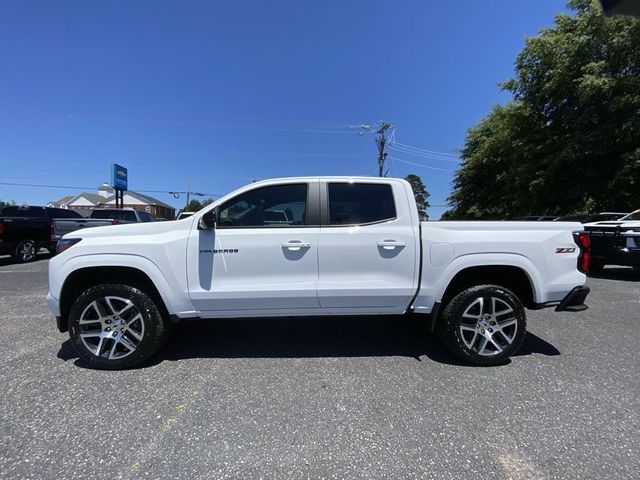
[56,238,82,254]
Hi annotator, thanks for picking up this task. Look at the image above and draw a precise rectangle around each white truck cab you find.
[48,177,590,369]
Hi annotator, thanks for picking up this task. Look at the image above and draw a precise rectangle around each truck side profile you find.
[47,177,591,369]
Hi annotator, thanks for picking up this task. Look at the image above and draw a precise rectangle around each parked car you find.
[52,208,156,244]
[583,209,640,272]
[554,212,628,223]
[584,212,628,223]
[89,208,156,223]
[512,215,560,221]
[0,206,82,262]
[48,176,590,369]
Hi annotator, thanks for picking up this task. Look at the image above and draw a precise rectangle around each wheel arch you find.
[58,266,171,332]
[422,263,536,335]
[440,265,536,309]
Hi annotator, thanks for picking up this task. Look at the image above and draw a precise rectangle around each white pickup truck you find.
[47,177,591,369]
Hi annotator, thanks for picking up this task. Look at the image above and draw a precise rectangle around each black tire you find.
[68,283,169,370]
[12,239,37,263]
[590,262,605,274]
[437,285,526,366]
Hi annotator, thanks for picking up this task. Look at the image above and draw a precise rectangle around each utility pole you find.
[375,123,393,177]
[185,179,191,210]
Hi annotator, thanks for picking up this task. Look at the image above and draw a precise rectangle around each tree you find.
[180,197,215,214]
[445,0,640,219]
[405,174,430,220]
[0,199,16,211]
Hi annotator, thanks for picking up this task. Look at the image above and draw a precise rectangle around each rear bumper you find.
[555,286,590,312]
[531,285,590,312]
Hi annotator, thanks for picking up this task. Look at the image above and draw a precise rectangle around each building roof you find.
[49,189,174,211]
[70,192,106,204]
[48,195,75,207]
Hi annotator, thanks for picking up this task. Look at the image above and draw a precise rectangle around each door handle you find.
[377,240,406,250]
[282,241,311,251]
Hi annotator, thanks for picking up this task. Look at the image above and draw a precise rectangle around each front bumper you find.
[555,286,590,312]
[47,292,61,317]
[47,293,68,332]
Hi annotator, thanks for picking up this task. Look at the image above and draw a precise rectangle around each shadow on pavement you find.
[57,315,560,369]
[588,267,640,282]
[514,331,560,357]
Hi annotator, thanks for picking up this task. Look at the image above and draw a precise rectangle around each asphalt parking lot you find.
[0,255,639,480]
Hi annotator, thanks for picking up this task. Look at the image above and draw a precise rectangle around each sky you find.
[0,0,569,219]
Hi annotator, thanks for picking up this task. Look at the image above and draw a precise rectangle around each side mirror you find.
[198,209,217,230]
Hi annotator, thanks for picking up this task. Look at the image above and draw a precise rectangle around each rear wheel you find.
[13,239,37,263]
[437,285,526,366]
[68,283,169,370]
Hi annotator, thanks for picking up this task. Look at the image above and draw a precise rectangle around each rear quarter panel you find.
[412,221,586,313]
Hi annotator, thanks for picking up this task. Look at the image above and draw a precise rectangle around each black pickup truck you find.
[0,206,83,262]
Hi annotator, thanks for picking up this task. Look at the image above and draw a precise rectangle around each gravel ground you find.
[0,254,639,479]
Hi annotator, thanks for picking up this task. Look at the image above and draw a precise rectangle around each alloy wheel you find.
[77,296,145,360]
[459,296,518,356]
[20,242,36,262]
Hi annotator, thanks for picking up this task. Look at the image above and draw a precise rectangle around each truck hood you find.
[62,218,194,239]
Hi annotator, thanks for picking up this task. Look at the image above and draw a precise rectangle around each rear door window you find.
[327,183,396,226]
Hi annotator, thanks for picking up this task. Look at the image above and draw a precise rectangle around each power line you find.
[389,144,461,163]
[392,141,460,158]
[0,181,220,199]
[387,156,455,173]
[35,113,369,135]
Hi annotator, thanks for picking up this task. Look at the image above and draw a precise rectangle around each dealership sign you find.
[111,163,128,191]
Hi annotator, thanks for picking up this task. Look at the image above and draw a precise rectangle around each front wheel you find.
[68,283,169,369]
[13,239,37,263]
[437,285,526,366]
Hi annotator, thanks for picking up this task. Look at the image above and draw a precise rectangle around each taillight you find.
[49,221,54,237]
[573,231,591,273]
[110,219,120,225]
[0,222,3,237]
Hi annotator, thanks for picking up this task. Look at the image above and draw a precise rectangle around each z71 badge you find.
[555,247,576,254]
